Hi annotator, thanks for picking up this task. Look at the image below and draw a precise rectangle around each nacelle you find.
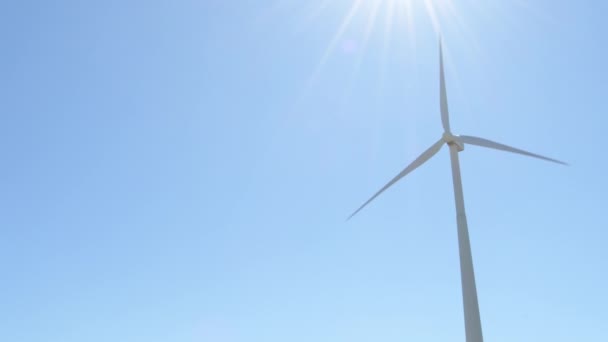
[443,132,465,152]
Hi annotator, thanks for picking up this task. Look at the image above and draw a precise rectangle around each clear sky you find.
[1,1,606,341]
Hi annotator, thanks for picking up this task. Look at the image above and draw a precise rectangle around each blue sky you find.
[1,1,606,341]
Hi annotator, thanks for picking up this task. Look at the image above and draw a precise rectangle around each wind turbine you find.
[348,41,567,342]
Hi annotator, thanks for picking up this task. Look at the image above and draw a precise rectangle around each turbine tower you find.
[348,41,567,342]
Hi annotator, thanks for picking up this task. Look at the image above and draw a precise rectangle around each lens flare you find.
[299,0,460,88]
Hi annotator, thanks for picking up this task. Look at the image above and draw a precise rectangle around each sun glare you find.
[299,0,457,87]
[257,0,545,133]
[257,0,491,114]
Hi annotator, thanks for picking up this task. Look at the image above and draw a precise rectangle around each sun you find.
[259,0,542,124]
[359,0,455,35]
[256,0,474,107]
[301,0,456,85]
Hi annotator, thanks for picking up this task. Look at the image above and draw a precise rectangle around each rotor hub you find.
[443,132,465,151]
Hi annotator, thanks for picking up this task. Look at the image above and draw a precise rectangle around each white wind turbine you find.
[348,41,567,342]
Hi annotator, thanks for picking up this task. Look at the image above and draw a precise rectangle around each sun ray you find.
[283,0,501,125]
[337,0,384,116]
[442,0,482,58]
[343,0,384,91]
[306,0,365,87]
[423,0,442,34]
[359,0,383,58]
[404,0,415,38]
[404,0,417,58]
[382,0,396,52]
[379,0,396,97]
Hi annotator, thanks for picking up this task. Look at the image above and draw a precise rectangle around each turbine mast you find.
[448,143,484,342]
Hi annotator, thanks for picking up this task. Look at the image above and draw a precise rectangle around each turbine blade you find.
[348,139,444,220]
[440,40,451,132]
[458,135,568,165]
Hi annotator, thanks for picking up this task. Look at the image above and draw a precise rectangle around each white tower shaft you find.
[448,143,483,342]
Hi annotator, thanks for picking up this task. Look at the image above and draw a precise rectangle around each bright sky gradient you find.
[1,1,607,341]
